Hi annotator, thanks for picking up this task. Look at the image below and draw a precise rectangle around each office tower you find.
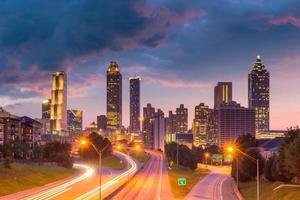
[214,82,232,108]
[106,61,122,131]
[97,115,107,131]
[165,111,176,143]
[67,109,83,133]
[217,101,255,147]
[50,71,67,135]
[207,109,218,145]
[152,109,165,150]
[248,56,270,133]
[175,104,188,133]
[142,104,155,148]
[192,103,209,147]
[41,99,51,134]
[129,76,141,133]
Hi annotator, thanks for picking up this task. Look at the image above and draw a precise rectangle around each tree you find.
[231,147,265,182]
[264,155,276,182]
[43,141,73,168]
[271,155,293,182]
[284,132,300,178]
[79,133,113,162]
[235,134,257,150]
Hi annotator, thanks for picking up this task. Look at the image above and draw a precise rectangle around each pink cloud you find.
[143,76,211,89]
[268,15,300,27]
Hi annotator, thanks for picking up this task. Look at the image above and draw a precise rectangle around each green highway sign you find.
[178,178,186,186]
[212,154,223,162]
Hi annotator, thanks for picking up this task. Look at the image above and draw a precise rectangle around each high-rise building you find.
[192,103,209,147]
[41,99,51,134]
[97,115,107,132]
[142,104,155,148]
[175,104,188,133]
[152,109,165,150]
[248,56,270,133]
[129,76,141,133]
[67,109,83,133]
[207,109,218,145]
[106,61,122,132]
[165,111,176,143]
[50,71,67,135]
[217,101,255,147]
[214,82,232,108]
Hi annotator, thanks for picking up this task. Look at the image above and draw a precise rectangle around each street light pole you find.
[176,143,179,168]
[98,149,102,200]
[257,159,259,200]
[236,154,239,188]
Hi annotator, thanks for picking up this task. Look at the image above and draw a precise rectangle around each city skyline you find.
[1,1,300,129]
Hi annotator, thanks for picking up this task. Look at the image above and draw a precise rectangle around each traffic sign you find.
[212,154,223,162]
[178,178,186,186]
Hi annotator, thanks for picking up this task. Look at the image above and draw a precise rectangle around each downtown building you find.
[248,56,270,133]
[50,71,68,136]
[129,76,141,133]
[165,111,176,143]
[67,109,83,134]
[106,61,122,132]
[192,103,210,147]
[41,99,51,134]
[216,101,255,147]
[214,82,232,108]
[174,104,188,134]
[97,115,107,132]
[142,104,155,148]
[152,109,165,151]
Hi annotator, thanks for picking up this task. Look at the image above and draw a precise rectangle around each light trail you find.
[75,151,138,200]
[23,164,94,200]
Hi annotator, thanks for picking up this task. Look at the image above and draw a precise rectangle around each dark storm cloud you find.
[0,0,204,99]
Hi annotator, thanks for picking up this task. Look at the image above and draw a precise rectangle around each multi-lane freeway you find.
[112,150,173,200]
[0,151,138,200]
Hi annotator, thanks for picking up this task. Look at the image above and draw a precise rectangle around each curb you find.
[232,180,245,200]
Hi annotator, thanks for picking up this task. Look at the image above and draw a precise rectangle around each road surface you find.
[185,165,239,200]
[1,151,138,200]
[112,150,173,200]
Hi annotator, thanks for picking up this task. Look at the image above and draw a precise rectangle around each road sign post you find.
[178,178,186,186]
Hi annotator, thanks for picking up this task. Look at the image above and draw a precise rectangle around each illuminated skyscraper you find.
[129,76,141,133]
[192,103,209,146]
[97,115,107,132]
[106,61,122,131]
[50,71,67,135]
[248,56,270,133]
[175,104,188,133]
[67,109,83,133]
[142,103,155,148]
[214,82,232,108]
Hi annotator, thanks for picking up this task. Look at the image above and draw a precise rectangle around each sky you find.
[1,0,300,129]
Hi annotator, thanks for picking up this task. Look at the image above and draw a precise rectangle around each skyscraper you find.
[175,104,188,133]
[129,76,141,133]
[192,103,209,147]
[50,71,67,135]
[214,82,232,108]
[152,109,165,150]
[248,56,270,133]
[67,109,83,133]
[142,103,155,148]
[217,101,255,147]
[106,61,122,132]
[165,111,176,143]
[42,99,51,134]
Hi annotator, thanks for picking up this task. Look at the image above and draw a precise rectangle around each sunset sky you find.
[1,0,300,129]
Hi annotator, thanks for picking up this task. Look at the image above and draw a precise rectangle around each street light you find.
[80,139,110,200]
[227,145,260,200]
[204,153,210,168]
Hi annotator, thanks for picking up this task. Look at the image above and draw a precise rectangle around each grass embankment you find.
[102,154,125,170]
[0,163,76,196]
[127,150,150,163]
[239,180,300,200]
[168,166,210,199]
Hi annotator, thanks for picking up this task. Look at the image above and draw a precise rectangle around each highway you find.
[185,165,239,200]
[0,151,138,200]
[112,150,173,200]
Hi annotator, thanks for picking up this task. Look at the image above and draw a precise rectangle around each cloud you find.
[268,15,300,27]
